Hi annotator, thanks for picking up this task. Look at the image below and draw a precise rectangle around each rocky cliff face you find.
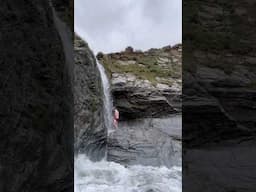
[98,45,182,167]
[98,45,182,119]
[0,1,73,191]
[183,65,256,147]
[183,0,256,147]
[74,35,107,160]
[183,1,256,191]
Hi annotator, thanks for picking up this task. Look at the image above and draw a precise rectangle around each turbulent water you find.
[96,61,113,132]
[75,155,181,192]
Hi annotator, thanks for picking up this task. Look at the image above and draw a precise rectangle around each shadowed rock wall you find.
[183,0,256,147]
[183,1,256,191]
[0,1,73,191]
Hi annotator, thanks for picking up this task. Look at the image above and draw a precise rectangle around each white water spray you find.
[75,155,181,192]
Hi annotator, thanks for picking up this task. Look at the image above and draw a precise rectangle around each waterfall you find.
[96,60,113,133]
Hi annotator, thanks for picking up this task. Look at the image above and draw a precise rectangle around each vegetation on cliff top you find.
[98,45,182,85]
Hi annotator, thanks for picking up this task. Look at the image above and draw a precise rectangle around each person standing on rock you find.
[113,107,119,128]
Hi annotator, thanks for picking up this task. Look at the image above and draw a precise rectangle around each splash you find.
[75,155,181,192]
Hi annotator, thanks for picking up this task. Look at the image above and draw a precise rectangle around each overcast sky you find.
[75,0,182,54]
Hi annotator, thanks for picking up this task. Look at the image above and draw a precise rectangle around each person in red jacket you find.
[113,108,119,128]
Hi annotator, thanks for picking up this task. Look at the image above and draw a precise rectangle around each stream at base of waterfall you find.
[75,155,181,192]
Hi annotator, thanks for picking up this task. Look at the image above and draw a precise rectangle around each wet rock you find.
[74,35,107,160]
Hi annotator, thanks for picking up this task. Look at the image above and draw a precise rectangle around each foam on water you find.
[75,155,181,192]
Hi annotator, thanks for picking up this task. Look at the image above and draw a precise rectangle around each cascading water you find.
[96,60,114,133]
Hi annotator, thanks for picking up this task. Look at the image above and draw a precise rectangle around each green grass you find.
[100,54,181,85]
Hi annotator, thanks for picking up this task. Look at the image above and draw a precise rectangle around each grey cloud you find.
[75,0,181,53]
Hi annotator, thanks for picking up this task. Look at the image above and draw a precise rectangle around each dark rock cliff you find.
[0,1,73,191]
[74,35,107,161]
